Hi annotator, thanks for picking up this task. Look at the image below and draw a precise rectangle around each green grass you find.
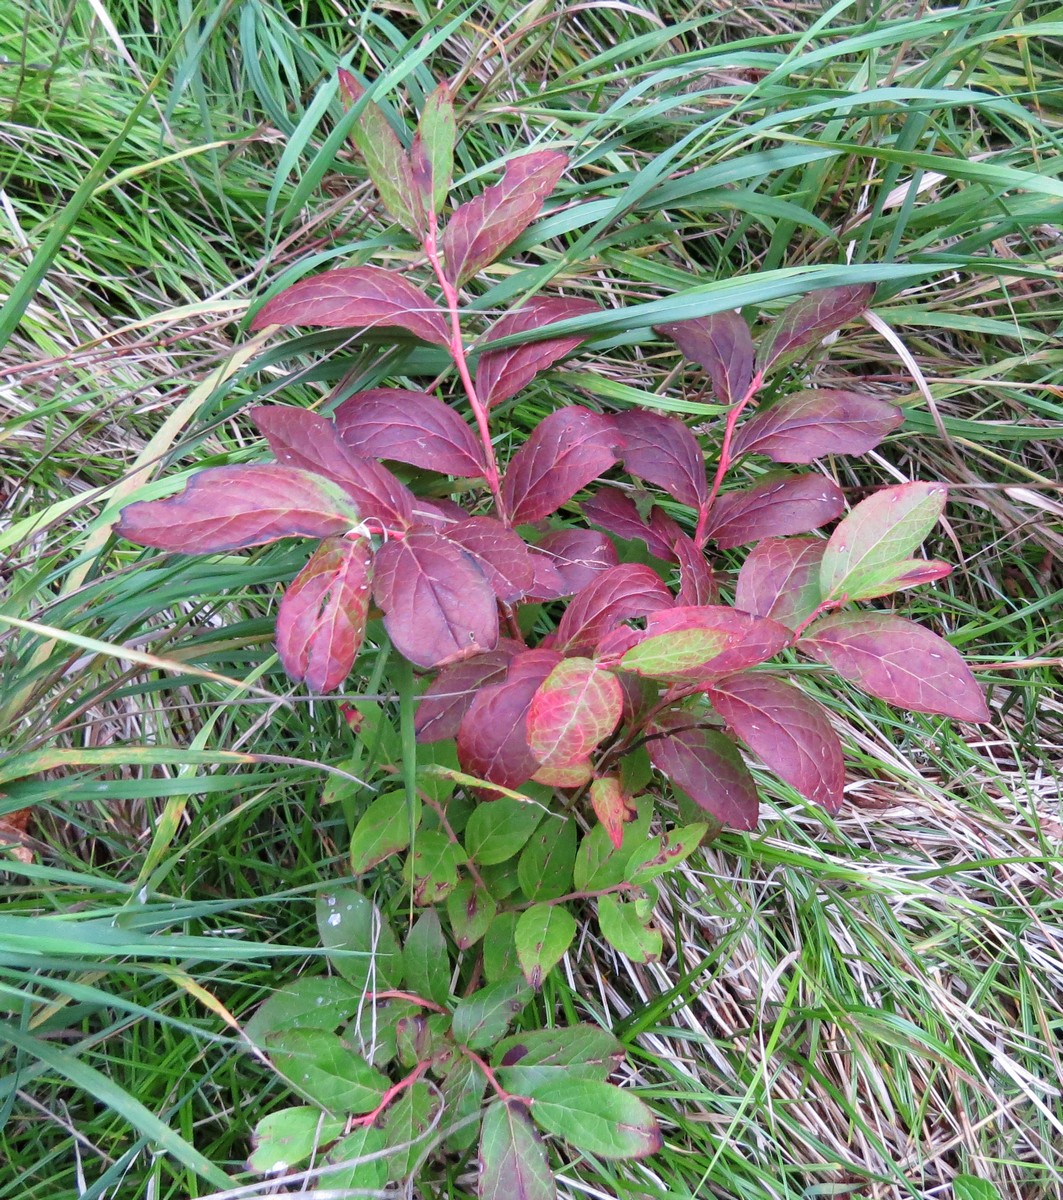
[2,0,1062,1197]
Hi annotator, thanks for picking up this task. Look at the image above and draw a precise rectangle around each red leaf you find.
[250,266,450,347]
[442,150,568,285]
[731,389,903,464]
[581,490,680,561]
[590,776,635,850]
[439,516,537,602]
[502,407,624,525]
[477,297,600,409]
[373,529,499,668]
[276,536,372,692]
[415,646,519,742]
[735,536,825,630]
[251,405,416,528]
[526,658,623,770]
[756,284,874,372]
[705,474,845,549]
[614,410,707,508]
[674,534,717,605]
[116,465,360,553]
[707,672,844,811]
[799,612,990,722]
[647,718,759,830]
[655,311,754,406]
[333,389,485,478]
[619,606,790,682]
[527,529,618,599]
[457,652,561,788]
[553,564,674,655]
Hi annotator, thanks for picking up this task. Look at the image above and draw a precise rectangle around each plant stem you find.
[459,1045,527,1104]
[368,989,449,1014]
[696,372,763,547]
[348,1061,430,1127]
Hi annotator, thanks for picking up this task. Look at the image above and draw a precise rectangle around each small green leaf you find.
[598,894,661,963]
[517,816,576,900]
[316,890,403,992]
[625,824,707,884]
[954,1177,1002,1200]
[338,70,419,233]
[464,795,544,865]
[528,1078,662,1160]
[349,789,418,875]
[377,1080,441,1180]
[395,1011,450,1067]
[411,79,456,215]
[483,911,521,982]
[244,977,365,1049]
[479,1099,556,1200]
[515,903,577,989]
[452,978,532,1049]
[345,999,418,1068]
[439,1053,488,1151]
[248,1106,344,1172]
[446,879,498,949]
[404,830,463,905]
[573,798,653,891]
[480,858,524,901]
[266,1028,389,1115]
[621,627,731,678]
[321,1124,389,1191]
[402,909,451,1007]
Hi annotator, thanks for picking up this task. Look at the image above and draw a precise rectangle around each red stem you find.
[348,1060,429,1127]
[460,1045,527,1104]
[696,372,763,548]
[368,989,448,1014]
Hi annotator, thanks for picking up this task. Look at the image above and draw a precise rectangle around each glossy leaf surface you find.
[732,389,903,464]
[705,473,845,549]
[656,310,755,405]
[615,409,707,508]
[756,284,874,371]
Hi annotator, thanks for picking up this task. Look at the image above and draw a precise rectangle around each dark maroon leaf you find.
[333,389,485,478]
[731,389,903,464]
[614,410,707,508]
[799,612,990,722]
[276,536,372,692]
[477,297,600,409]
[251,405,416,528]
[373,529,498,668]
[674,534,717,605]
[526,658,623,771]
[756,284,874,372]
[705,474,845,549]
[442,150,568,286]
[440,516,537,602]
[457,652,561,789]
[414,645,521,742]
[116,465,360,553]
[735,536,825,630]
[707,672,845,811]
[647,717,759,829]
[581,490,680,561]
[655,311,755,406]
[552,565,673,655]
[526,550,568,600]
[250,266,450,347]
[528,529,618,598]
[502,407,624,525]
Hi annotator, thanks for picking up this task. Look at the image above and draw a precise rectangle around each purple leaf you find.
[707,672,845,811]
[732,389,903,464]
[276,536,372,692]
[647,717,759,830]
[333,389,485,478]
[251,405,416,528]
[735,536,825,630]
[614,410,707,508]
[373,529,499,668]
[414,645,520,742]
[527,529,618,598]
[553,564,674,655]
[705,474,845,549]
[477,297,600,409]
[799,612,990,722]
[439,516,537,602]
[581,490,680,561]
[526,658,623,771]
[756,284,874,372]
[655,311,755,406]
[116,465,360,553]
[250,266,451,347]
[410,79,455,216]
[674,534,717,605]
[502,407,624,525]
[442,150,568,285]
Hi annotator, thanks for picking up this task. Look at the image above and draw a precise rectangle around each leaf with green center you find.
[244,977,365,1049]
[597,894,662,963]
[479,1100,556,1200]
[402,910,451,1007]
[735,536,825,630]
[483,911,520,982]
[376,1081,441,1181]
[447,879,498,949]
[451,978,532,1049]
[316,891,403,992]
[349,789,418,876]
[516,815,576,900]
[819,482,947,601]
[621,628,731,679]
[526,657,623,771]
[248,1107,345,1173]
[618,606,790,683]
[321,1124,389,1191]
[464,794,545,866]
[515,903,577,989]
[404,829,464,905]
[527,1078,662,1160]
[439,1053,487,1152]
[626,823,708,883]
[410,79,455,215]
[494,1025,623,1091]
[266,1028,389,1115]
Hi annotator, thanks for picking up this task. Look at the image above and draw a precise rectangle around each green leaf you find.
[266,1028,389,1115]
[321,1124,389,1191]
[316,891,403,992]
[819,482,947,601]
[345,999,418,1069]
[528,1078,662,1160]
[954,1177,1003,1200]
[248,1106,344,1172]
[573,798,653,891]
[439,1053,488,1152]
[402,909,451,1007]
[404,829,463,905]
[483,911,521,982]
[452,978,532,1050]
[377,1080,441,1180]
[526,657,623,770]
[244,976,365,1049]
[446,879,498,948]
[515,904,577,989]
[517,816,576,900]
[495,1025,623,1093]
[349,789,418,875]
[395,1011,450,1067]
[598,894,662,963]
[621,627,732,678]
[411,79,456,215]
[464,795,544,865]
[479,1100,556,1200]
[625,824,707,884]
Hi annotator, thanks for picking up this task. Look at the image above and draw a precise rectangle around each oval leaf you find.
[647,719,759,830]
[452,978,532,1049]
[527,528,619,599]
[732,389,903,464]
[615,409,707,508]
[589,776,636,851]
[249,1106,345,1173]
[705,473,845,549]
[414,647,518,743]
[528,1078,662,1160]
[734,536,825,630]
[756,284,874,372]
[439,516,537,602]
[479,1101,555,1200]
[349,789,416,875]
[656,311,754,406]
[553,564,673,655]
[597,893,662,964]
[582,490,681,561]
[526,658,623,770]
[316,890,403,992]
[410,79,456,216]
[515,903,577,989]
